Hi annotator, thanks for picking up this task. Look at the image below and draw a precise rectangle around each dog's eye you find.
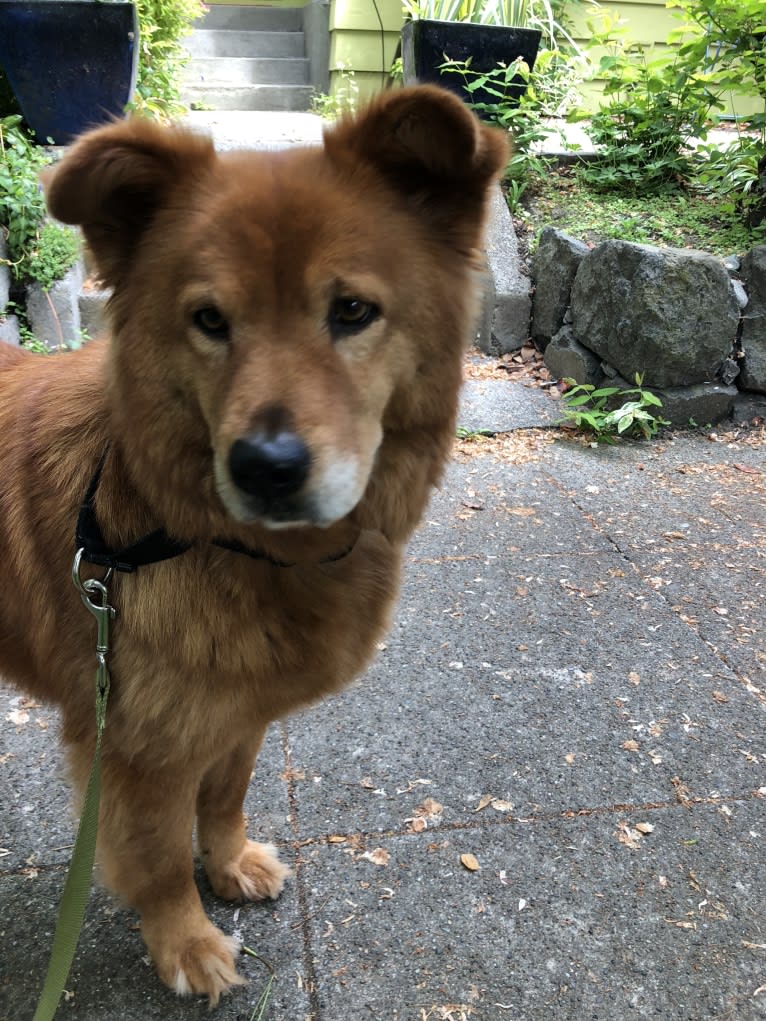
[329,297,379,337]
[193,306,230,342]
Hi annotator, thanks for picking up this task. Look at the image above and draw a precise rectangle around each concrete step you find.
[184,56,309,86]
[198,5,303,31]
[186,29,304,59]
[184,83,315,112]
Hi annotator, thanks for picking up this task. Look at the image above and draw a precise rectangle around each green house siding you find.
[329,0,763,118]
[329,0,401,96]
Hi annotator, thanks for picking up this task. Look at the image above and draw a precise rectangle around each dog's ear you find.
[45,118,215,286]
[323,86,509,242]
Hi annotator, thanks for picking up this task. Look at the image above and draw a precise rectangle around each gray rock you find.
[739,245,766,393]
[544,324,603,386]
[732,390,766,424]
[479,187,531,354]
[723,254,741,273]
[26,261,84,350]
[570,240,740,388]
[0,313,20,346]
[651,383,738,427]
[531,227,590,349]
[719,357,740,386]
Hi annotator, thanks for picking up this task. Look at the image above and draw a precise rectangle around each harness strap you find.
[76,451,358,572]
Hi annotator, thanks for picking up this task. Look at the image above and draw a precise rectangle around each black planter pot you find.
[402,19,541,113]
[0,0,138,145]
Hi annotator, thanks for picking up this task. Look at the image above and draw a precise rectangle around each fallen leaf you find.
[415,798,444,818]
[622,739,640,752]
[475,794,494,812]
[460,853,481,872]
[490,799,514,813]
[361,848,389,866]
[615,822,643,849]
[407,818,428,833]
[635,822,654,835]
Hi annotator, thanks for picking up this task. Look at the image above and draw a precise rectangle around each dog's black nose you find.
[228,432,311,500]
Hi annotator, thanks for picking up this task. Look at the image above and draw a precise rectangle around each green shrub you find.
[572,12,717,194]
[441,47,585,208]
[0,115,49,269]
[0,116,80,296]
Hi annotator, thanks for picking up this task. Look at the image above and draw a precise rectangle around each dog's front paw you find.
[207,840,291,902]
[144,920,246,1004]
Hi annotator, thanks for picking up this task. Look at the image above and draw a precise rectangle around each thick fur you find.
[0,87,507,1001]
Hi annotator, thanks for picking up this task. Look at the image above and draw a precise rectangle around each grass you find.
[513,164,764,257]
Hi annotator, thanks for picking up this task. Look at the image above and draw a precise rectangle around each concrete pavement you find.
[1,373,765,1020]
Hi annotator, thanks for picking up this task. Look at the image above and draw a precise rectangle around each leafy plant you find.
[0,116,80,291]
[311,64,359,119]
[559,375,669,442]
[572,12,718,194]
[129,0,205,120]
[441,47,584,206]
[0,114,48,269]
[25,222,81,291]
[668,0,766,226]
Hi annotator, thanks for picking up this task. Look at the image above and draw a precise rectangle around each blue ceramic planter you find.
[0,0,138,144]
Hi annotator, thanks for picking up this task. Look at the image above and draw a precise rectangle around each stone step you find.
[198,5,303,31]
[184,56,309,86]
[184,83,315,111]
[186,29,304,59]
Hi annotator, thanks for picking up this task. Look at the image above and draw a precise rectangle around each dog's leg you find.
[69,744,246,1002]
[197,729,291,902]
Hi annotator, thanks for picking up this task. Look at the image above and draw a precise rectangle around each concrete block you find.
[0,234,10,311]
[473,260,494,352]
[480,186,531,354]
[0,313,21,346]
[652,383,738,427]
[26,261,83,350]
[78,287,111,340]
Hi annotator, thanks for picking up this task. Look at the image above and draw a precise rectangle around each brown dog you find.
[0,87,507,1001]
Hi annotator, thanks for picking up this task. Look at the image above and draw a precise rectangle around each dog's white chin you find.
[213,453,369,531]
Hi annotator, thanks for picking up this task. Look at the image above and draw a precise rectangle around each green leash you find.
[32,551,116,1021]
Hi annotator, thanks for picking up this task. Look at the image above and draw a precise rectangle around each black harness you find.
[76,453,356,572]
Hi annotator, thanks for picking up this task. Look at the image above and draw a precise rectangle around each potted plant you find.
[0,0,138,145]
[401,0,546,110]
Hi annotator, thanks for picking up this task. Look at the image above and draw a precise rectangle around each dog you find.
[0,86,507,1001]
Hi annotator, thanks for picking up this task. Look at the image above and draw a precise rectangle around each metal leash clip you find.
[72,548,116,713]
